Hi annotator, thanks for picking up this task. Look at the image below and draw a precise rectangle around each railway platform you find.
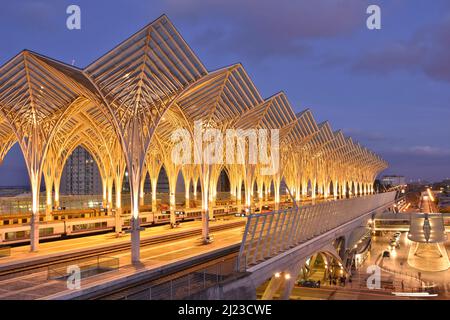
[0,218,245,299]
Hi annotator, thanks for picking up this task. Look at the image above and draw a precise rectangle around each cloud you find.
[163,0,368,61]
[342,128,387,143]
[352,15,450,82]
[389,146,450,157]
[1,1,59,31]
[352,43,424,74]
[379,145,450,181]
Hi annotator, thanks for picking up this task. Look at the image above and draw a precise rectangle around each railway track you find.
[84,251,240,300]
[0,220,245,280]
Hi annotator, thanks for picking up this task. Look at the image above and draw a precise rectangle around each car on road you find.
[383,250,390,258]
[297,279,320,288]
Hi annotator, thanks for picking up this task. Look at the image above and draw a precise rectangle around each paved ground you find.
[376,232,450,297]
[257,228,450,300]
[0,218,245,300]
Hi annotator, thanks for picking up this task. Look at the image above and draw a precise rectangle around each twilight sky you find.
[0,0,449,186]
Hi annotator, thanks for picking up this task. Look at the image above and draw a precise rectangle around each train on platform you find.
[0,205,240,246]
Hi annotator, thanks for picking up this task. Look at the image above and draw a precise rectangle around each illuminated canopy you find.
[0,15,388,260]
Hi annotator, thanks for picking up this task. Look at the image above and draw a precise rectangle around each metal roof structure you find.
[0,15,388,261]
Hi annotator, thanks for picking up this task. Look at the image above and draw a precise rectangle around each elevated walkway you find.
[191,192,398,300]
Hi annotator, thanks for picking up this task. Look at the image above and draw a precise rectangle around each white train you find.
[0,205,238,245]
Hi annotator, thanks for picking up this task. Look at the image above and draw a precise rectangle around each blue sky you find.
[0,0,449,185]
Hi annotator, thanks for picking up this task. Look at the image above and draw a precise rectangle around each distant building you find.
[60,146,102,195]
[0,186,30,197]
[61,146,173,196]
[381,175,406,187]
[217,170,230,192]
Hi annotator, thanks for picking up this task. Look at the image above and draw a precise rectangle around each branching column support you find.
[165,162,180,227]
[151,176,158,212]
[30,166,42,252]
[208,166,220,213]
[43,165,53,220]
[102,177,108,208]
[264,179,270,201]
[146,154,162,214]
[311,178,317,199]
[112,150,126,234]
[323,180,329,199]
[107,176,114,210]
[301,178,307,198]
[199,163,211,243]
[192,169,199,200]
[295,181,301,202]
[24,125,45,252]
[192,176,198,199]
[184,176,191,209]
[236,177,243,205]
[317,181,323,198]
[126,118,146,264]
[333,179,338,199]
[273,175,281,210]
[54,175,61,208]
[52,157,64,209]
[139,171,147,206]
[342,180,347,199]
[229,177,236,198]
[114,171,125,234]
[182,166,193,209]
[257,177,264,210]
[244,165,256,212]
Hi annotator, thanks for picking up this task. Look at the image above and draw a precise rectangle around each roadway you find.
[421,189,437,213]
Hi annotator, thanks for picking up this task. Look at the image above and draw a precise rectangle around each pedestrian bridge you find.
[194,191,398,300]
[28,191,399,300]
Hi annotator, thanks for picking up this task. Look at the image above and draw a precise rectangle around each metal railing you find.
[117,256,240,300]
[47,255,119,280]
[378,262,425,288]
[237,192,397,271]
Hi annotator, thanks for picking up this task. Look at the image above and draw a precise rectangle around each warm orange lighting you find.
[427,188,435,202]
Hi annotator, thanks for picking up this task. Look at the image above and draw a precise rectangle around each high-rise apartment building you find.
[60,146,102,195]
